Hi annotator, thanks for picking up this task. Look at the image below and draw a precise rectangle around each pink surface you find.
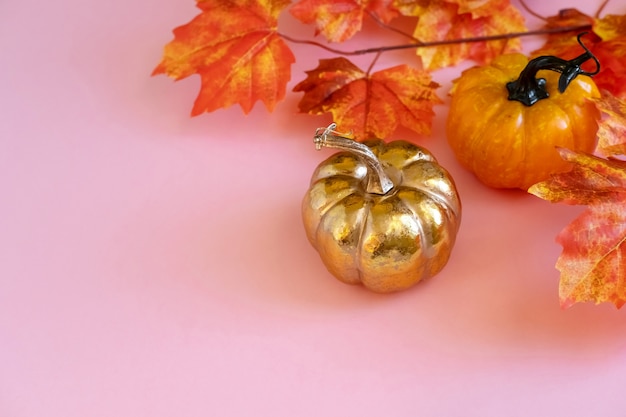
[1,0,626,415]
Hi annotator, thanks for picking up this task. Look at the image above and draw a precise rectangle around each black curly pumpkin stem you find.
[506,32,600,106]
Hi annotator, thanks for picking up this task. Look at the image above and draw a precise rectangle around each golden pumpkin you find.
[302,124,462,293]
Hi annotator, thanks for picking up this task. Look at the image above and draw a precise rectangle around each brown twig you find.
[365,10,421,43]
[596,0,611,18]
[278,24,593,57]
[366,51,382,75]
[518,0,547,21]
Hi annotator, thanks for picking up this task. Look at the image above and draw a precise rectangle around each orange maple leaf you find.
[395,0,526,70]
[293,57,442,139]
[152,0,295,115]
[290,0,398,43]
[530,8,595,58]
[556,199,626,309]
[529,149,626,308]
[593,92,626,157]
[532,12,626,99]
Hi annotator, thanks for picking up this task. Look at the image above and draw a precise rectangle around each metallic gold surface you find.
[303,127,462,293]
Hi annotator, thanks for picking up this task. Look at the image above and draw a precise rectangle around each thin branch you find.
[596,0,611,18]
[277,34,358,56]
[363,52,381,134]
[366,51,382,75]
[278,24,593,57]
[365,10,420,43]
[518,0,547,21]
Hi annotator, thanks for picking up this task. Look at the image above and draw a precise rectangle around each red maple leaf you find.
[152,0,295,115]
[529,149,626,308]
[293,57,442,139]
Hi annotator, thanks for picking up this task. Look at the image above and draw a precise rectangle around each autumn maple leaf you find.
[529,149,626,308]
[293,57,442,139]
[593,92,626,157]
[529,8,595,58]
[290,0,399,43]
[152,0,295,115]
[394,0,526,70]
[555,198,626,309]
[532,12,626,99]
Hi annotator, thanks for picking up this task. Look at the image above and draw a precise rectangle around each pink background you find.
[2,0,625,415]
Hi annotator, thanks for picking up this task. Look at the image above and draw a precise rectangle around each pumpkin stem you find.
[313,123,394,195]
[506,32,600,106]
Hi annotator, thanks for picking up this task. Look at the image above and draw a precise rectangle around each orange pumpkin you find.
[446,34,601,190]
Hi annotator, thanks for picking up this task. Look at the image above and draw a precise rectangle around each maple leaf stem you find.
[366,52,381,75]
[518,0,547,21]
[365,10,418,43]
[278,24,593,57]
[596,0,611,18]
[277,33,360,55]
